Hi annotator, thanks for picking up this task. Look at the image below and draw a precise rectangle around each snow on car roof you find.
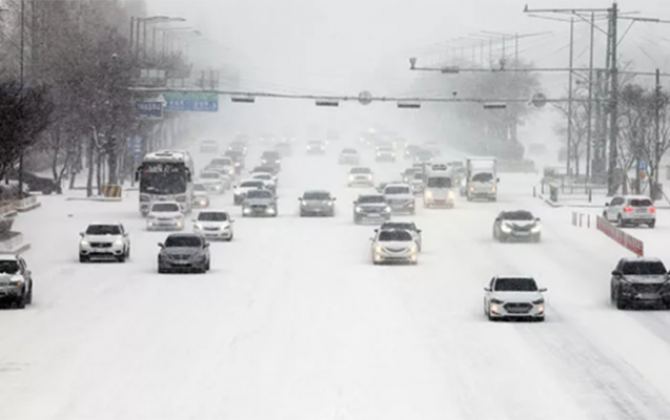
[494,275,535,280]
[0,253,20,261]
[620,256,663,263]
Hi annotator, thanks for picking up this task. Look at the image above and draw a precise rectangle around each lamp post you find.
[18,0,25,198]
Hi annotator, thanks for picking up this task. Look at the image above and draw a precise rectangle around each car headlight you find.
[348,175,355,181]
[366,174,372,179]
[114,239,124,247]
[194,223,203,230]
[375,245,383,253]
[409,244,417,253]
[266,207,276,214]
[448,191,455,199]
[355,206,363,213]
[383,206,391,213]
[532,298,544,305]
[490,298,504,304]
[234,162,241,166]
[199,199,208,206]
[261,160,267,164]
[501,223,512,233]
[275,160,280,164]
[327,201,333,206]
[531,224,542,233]
[243,207,252,214]
[491,185,497,192]
[80,240,89,246]
[425,191,433,199]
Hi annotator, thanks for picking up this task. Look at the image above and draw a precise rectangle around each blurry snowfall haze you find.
[147,0,670,150]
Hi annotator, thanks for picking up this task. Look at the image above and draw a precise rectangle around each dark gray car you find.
[611,257,670,309]
[157,233,210,274]
[492,210,541,243]
[353,194,391,224]
[299,190,335,217]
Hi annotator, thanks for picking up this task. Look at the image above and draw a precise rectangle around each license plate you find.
[638,293,658,300]
[171,261,190,265]
[636,208,647,213]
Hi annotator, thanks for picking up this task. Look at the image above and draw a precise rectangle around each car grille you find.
[158,218,173,222]
[633,283,661,294]
[384,247,407,253]
[251,205,267,211]
[172,254,191,261]
[362,207,381,213]
[511,224,534,232]
[204,227,219,231]
[90,242,112,248]
[503,303,533,313]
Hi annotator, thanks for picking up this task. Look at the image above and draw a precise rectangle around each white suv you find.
[79,223,130,262]
[603,195,656,228]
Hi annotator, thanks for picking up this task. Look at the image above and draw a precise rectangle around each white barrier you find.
[596,215,644,256]
[0,232,29,253]
[571,211,593,228]
[14,195,40,212]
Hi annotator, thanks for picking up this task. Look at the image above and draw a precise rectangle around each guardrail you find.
[571,212,643,256]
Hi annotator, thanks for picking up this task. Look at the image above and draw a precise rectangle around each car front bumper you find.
[195,228,233,240]
[498,230,541,241]
[355,212,390,222]
[243,207,277,217]
[0,284,24,300]
[388,201,416,213]
[376,155,396,161]
[80,244,125,257]
[373,251,417,264]
[424,198,454,207]
[348,178,374,186]
[146,220,184,231]
[489,302,545,319]
[301,206,335,216]
[159,259,207,272]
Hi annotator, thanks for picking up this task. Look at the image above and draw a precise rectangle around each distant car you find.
[423,141,441,156]
[306,140,326,154]
[383,183,416,214]
[370,229,418,265]
[375,146,396,162]
[492,210,541,242]
[242,189,278,217]
[430,163,448,172]
[414,150,434,164]
[261,150,282,172]
[484,276,546,321]
[353,194,391,224]
[275,142,292,157]
[157,233,210,274]
[199,139,219,154]
[610,257,670,309]
[404,144,421,160]
[79,223,131,263]
[410,172,425,194]
[250,167,279,185]
[339,148,360,165]
[603,195,656,228]
[401,167,421,184]
[251,172,277,192]
[233,180,265,205]
[228,141,248,155]
[193,210,234,241]
[224,150,245,173]
[205,157,235,177]
[299,190,335,217]
[0,253,33,308]
[348,167,374,187]
[423,174,455,208]
[198,171,227,194]
[192,183,210,209]
[146,201,184,231]
[378,221,422,251]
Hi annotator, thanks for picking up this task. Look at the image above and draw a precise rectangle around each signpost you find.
[135,101,164,120]
[358,91,373,106]
[531,93,548,108]
[161,92,219,112]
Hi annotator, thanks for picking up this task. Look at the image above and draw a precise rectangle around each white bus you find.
[136,150,195,216]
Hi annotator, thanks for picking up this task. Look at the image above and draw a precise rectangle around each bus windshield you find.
[140,163,187,195]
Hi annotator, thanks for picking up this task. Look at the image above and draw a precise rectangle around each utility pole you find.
[654,68,661,200]
[130,17,135,56]
[585,12,595,182]
[607,3,619,196]
[566,18,574,177]
[594,70,603,178]
[18,0,25,197]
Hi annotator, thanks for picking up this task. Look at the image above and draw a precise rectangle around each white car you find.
[383,183,416,214]
[193,210,234,241]
[603,195,656,228]
[484,276,546,321]
[370,229,418,265]
[339,148,360,165]
[199,139,219,153]
[192,183,210,209]
[79,223,130,262]
[199,171,227,194]
[206,157,236,177]
[251,172,277,192]
[233,179,266,205]
[377,222,422,251]
[348,167,374,187]
[146,202,184,231]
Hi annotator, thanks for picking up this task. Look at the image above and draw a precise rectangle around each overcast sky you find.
[146,0,670,95]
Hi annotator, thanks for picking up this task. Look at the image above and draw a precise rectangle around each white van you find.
[423,174,455,208]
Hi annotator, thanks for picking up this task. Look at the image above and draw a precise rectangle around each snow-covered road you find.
[2,142,670,420]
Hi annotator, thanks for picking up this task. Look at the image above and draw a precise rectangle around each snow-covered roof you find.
[621,256,664,263]
[0,253,19,261]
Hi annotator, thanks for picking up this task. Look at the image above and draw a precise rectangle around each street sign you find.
[397,102,421,109]
[638,159,647,172]
[162,92,219,112]
[483,102,507,110]
[135,102,163,120]
[358,91,373,106]
[316,100,339,107]
[531,93,548,108]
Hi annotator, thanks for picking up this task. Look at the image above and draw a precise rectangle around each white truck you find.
[465,157,498,202]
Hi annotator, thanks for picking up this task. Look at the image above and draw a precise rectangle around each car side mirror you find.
[158,243,164,248]
[612,270,622,276]
[605,203,609,207]
[332,197,336,201]
[484,287,491,292]
[204,243,210,248]
[535,217,541,222]
[79,232,84,237]
[374,229,378,232]
[416,229,422,233]
[539,288,548,292]
[25,270,31,276]
[496,178,500,183]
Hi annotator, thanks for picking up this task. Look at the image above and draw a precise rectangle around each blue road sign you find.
[135,102,164,120]
[162,92,219,112]
[638,160,647,172]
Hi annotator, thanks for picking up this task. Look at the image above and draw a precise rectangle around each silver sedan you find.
[299,190,336,217]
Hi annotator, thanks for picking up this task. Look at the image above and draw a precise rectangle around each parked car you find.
[79,223,130,262]
[0,253,33,308]
[603,195,656,228]
[610,257,670,309]
[484,276,546,321]
[157,233,210,274]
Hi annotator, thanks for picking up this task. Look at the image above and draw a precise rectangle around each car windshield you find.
[622,261,667,275]
[418,151,432,157]
[351,168,371,174]
[165,235,202,248]
[413,173,424,180]
[358,196,385,204]
[342,149,356,154]
[210,159,231,166]
[152,203,180,212]
[494,278,538,291]
[503,211,534,221]
[254,174,271,180]
[198,212,228,222]
[225,151,242,158]
[241,182,263,188]
[473,173,494,182]
[630,198,653,207]
[200,172,220,179]
[382,223,415,231]
[304,192,331,200]
[193,184,206,192]
[427,177,452,188]
[262,152,280,159]
[385,186,410,194]
[246,190,272,199]
[378,230,413,241]
[85,225,122,235]
[0,260,20,274]
[308,141,323,146]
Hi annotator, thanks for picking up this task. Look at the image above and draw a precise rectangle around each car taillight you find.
[623,207,633,213]
[650,207,656,213]
[469,185,474,191]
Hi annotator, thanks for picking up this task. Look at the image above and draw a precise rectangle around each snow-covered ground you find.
[2,140,670,419]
